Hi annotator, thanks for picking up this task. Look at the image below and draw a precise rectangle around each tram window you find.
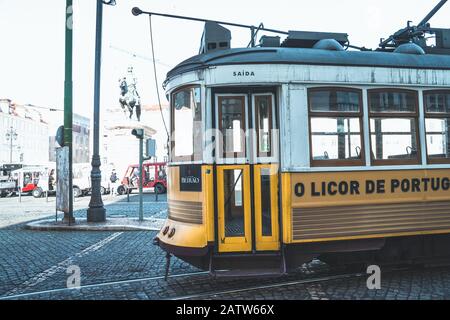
[255,95,273,157]
[260,169,272,237]
[218,96,246,158]
[223,169,245,237]
[309,89,360,113]
[424,90,450,164]
[369,90,417,113]
[368,89,420,165]
[171,86,202,162]
[308,88,364,166]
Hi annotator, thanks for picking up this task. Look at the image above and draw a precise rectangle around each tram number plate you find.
[179,164,202,192]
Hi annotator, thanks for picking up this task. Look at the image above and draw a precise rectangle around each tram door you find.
[215,92,279,253]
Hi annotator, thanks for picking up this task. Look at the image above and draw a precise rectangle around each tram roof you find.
[166,47,450,80]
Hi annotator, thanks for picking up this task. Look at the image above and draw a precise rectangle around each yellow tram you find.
[144,7,450,275]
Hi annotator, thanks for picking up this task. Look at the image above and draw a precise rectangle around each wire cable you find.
[148,15,170,153]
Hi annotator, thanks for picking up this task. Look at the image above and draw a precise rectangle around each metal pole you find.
[18,174,21,203]
[139,137,144,221]
[87,0,106,222]
[63,0,75,224]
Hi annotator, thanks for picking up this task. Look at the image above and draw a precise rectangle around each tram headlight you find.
[162,225,170,236]
[168,228,176,238]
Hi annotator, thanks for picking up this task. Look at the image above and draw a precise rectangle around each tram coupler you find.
[164,252,172,281]
[152,237,160,246]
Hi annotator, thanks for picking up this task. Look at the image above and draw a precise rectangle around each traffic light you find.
[146,138,156,158]
[131,128,144,139]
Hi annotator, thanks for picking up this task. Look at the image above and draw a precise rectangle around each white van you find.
[72,163,110,197]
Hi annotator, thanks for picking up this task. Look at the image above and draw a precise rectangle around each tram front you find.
[155,59,283,274]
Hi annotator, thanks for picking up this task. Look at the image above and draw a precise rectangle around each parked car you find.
[117,162,167,195]
[0,176,16,197]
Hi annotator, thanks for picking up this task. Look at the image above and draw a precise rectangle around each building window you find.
[368,89,420,165]
[424,90,450,164]
[308,87,364,166]
[171,86,202,162]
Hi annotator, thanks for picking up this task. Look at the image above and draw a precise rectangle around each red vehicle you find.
[117,162,167,195]
[10,166,54,197]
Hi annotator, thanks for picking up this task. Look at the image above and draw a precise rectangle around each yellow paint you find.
[290,169,450,208]
[217,165,252,252]
[288,169,450,243]
[281,173,292,243]
[293,229,450,244]
[203,165,215,243]
[162,166,208,249]
[254,164,280,251]
[158,219,207,248]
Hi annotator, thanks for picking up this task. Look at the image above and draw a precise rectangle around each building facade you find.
[48,113,90,164]
[0,99,49,165]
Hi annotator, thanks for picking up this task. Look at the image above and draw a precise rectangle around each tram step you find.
[211,268,284,278]
[209,252,285,274]
[212,252,282,259]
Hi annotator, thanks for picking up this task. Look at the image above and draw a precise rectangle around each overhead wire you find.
[148,15,170,156]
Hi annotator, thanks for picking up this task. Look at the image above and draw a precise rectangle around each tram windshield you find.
[171,86,202,162]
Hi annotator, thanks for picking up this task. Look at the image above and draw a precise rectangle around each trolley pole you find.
[63,0,75,224]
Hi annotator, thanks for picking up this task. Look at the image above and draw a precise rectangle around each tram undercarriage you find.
[157,233,450,276]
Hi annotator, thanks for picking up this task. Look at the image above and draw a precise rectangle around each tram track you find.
[168,272,366,300]
[2,261,448,300]
[0,270,209,300]
[168,263,436,300]
[0,269,364,301]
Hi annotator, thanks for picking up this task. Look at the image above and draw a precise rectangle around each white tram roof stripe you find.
[166,47,450,81]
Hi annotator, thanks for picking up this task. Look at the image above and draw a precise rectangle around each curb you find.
[25,218,165,232]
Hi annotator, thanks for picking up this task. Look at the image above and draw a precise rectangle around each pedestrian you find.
[110,169,119,196]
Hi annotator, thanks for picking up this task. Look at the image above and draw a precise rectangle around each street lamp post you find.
[87,0,116,222]
[64,0,75,224]
[5,127,18,164]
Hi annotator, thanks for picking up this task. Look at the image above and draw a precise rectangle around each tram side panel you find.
[157,165,214,260]
[282,169,450,245]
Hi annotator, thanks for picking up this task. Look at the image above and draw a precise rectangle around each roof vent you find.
[313,39,344,51]
[281,30,348,48]
[259,35,280,47]
[394,43,426,55]
[199,22,231,54]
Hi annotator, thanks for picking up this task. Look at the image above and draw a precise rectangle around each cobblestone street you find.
[2,193,450,300]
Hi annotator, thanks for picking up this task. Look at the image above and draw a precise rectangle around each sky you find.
[0,0,449,123]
